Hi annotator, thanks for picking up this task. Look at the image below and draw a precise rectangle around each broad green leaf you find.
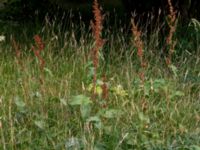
[153,79,167,92]
[60,98,67,106]
[87,116,102,129]
[103,109,123,119]
[191,145,200,150]
[87,80,104,96]
[94,143,106,150]
[144,82,151,96]
[96,86,103,96]
[96,79,104,85]
[87,67,95,78]
[174,91,184,96]
[87,83,93,92]
[34,120,45,130]
[69,95,92,106]
[31,91,42,98]
[87,116,101,122]
[80,104,91,120]
[170,91,184,99]
[138,112,150,123]
[154,79,166,85]
[112,85,128,97]
[65,137,82,149]
[169,65,178,78]
[87,84,103,95]
[14,96,25,108]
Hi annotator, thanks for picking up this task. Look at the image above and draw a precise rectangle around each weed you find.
[166,0,178,65]
[90,0,105,98]
[32,34,46,85]
[131,18,149,112]
[32,35,45,72]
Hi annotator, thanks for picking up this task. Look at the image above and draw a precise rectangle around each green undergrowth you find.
[0,17,200,149]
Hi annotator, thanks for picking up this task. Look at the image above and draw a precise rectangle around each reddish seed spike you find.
[91,0,105,98]
[32,35,45,71]
[34,35,45,51]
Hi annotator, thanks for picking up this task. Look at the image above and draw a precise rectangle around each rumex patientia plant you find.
[32,35,45,71]
[131,18,149,112]
[166,0,177,65]
[32,34,46,85]
[90,0,106,99]
[131,19,147,83]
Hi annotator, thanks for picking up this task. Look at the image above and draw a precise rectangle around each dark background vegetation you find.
[0,0,199,54]
[0,0,200,23]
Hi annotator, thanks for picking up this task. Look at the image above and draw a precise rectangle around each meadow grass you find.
[0,1,200,149]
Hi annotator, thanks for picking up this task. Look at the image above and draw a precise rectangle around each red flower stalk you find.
[166,0,177,65]
[32,35,45,71]
[131,19,146,82]
[131,19,144,63]
[34,35,45,51]
[91,0,105,97]
[101,74,108,100]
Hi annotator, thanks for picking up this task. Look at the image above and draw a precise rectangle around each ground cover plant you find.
[0,0,200,149]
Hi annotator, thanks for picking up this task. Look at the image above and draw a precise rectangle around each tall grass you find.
[0,0,200,149]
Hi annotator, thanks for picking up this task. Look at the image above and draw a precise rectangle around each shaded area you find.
[0,0,199,23]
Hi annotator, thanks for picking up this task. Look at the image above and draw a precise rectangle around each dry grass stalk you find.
[12,39,24,70]
[91,0,105,98]
[166,0,177,65]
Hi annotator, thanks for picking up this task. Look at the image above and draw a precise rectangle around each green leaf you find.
[87,116,102,129]
[94,142,106,150]
[87,80,104,96]
[60,98,67,106]
[65,137,82,149]
[80,104,91,120]
[191,145,200,150]
[14,96,25,108]
[174,91,184,96]
[138,112,150,123]
[87,66,95,78]
[102,109,123,119]
[69,95,92,106]
[87,116,101,122]
[31,91,42,98]
[153,79,167,92]
[96,86,103,96]
[44,67,53,77]
[112,85,128,97]
[34,120,45,130]
[170,91,184,99]
[144,82,151,96]
[169,65,178,78]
